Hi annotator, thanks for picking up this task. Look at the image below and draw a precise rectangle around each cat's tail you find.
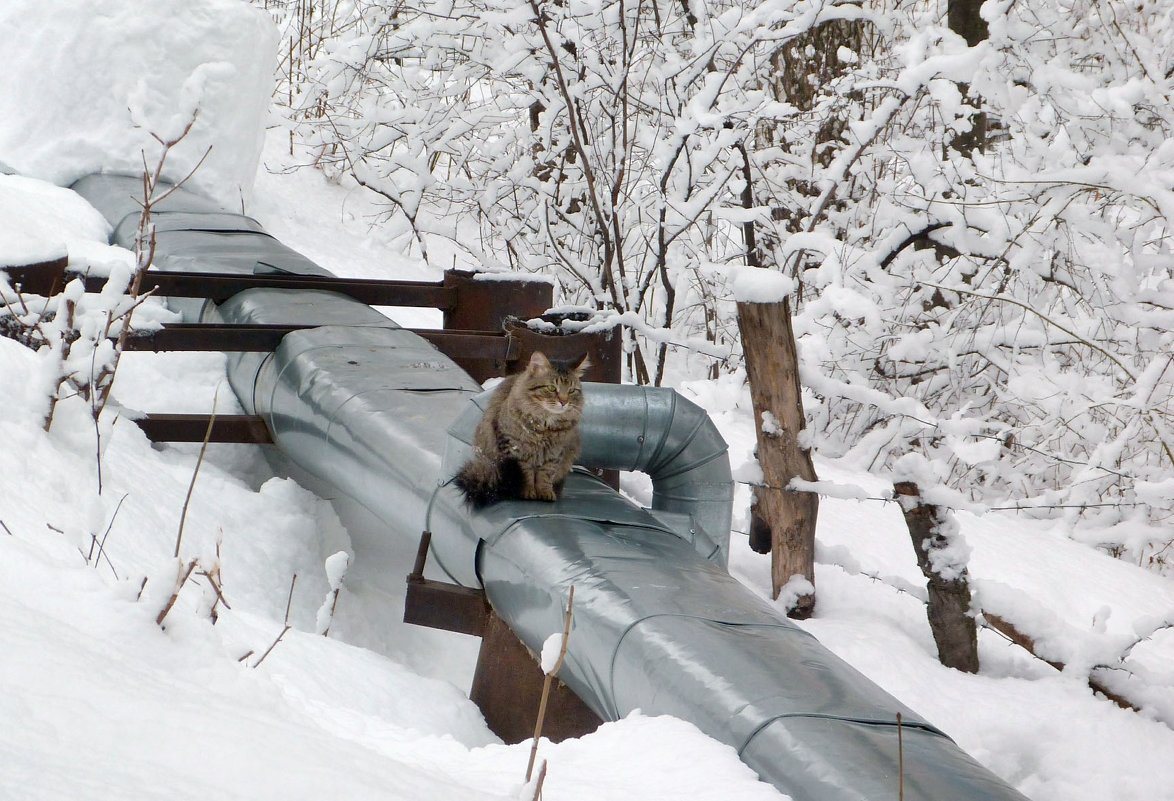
[453,455,523,509]
[453,457,502,509]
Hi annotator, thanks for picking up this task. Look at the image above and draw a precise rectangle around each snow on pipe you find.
[72,174,1031,801]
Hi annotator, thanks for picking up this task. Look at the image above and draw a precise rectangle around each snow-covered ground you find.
[2,1,1174,800]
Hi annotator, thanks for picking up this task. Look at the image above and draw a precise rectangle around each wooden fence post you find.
[893,481,979,673]
[736,298,819,618]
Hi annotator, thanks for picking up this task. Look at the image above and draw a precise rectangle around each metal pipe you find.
[443,383,733,566]
[72,174,1030,801]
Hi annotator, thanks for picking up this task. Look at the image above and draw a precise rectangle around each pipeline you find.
[73,173,1030,801]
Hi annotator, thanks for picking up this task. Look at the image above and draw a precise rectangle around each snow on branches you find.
[266,0,1174,564]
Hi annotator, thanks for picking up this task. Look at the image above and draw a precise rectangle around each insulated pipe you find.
[445,383,733,566]
[72,174,1031,801]
[581,384,733,566]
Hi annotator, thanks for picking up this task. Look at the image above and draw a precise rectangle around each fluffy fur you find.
[454,351,590,508]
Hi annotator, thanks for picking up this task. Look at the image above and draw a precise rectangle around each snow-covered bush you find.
[786,0,1174,553]
[260,0,1173,565]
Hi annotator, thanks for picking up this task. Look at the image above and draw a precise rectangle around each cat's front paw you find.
[527,486,558,502]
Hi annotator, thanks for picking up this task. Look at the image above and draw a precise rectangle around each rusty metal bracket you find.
[80,270,456,308]
[403,530,603,743]
[1,259,69,296]
[122,323,515,361]
[404,530,490,638]
[134,413,273,444]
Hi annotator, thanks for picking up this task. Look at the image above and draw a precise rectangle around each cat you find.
[454,350,591,508]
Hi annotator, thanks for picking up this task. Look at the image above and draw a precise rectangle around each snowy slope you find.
[2,1,1174,799]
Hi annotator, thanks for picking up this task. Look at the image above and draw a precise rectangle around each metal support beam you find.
[127,270,456,307]
[134,413,273,444]
[469,610,604,744]
[404,531,491,637]
[404,530,602,743]
[1,259,69,296]
[403,578,491,637]
[442,270,553,381]
[124,323,300,352]
[124,324,517,363]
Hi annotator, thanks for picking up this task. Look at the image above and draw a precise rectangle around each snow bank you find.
[0,174,128,272]
[0,0,277,207]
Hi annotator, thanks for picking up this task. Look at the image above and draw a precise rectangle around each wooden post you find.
[893,481,979,673]
[736,298,819,618]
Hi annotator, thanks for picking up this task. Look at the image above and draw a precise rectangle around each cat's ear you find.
[527,351,552,371]
[572,353,592,376]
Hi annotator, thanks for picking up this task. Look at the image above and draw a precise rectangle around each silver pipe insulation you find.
[73,174,1031,801]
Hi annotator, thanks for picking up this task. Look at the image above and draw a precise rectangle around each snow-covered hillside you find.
[2,1,1173,800]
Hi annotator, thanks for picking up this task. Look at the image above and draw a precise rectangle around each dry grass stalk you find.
[896,712,905,801]
[172,391,218,560]
[528,759,547,801]
[202,530,229,623]
[252,573,298,668]
[156,558,198,627]
[525,585,575,783]
[85,492,127,579]
[320,586,341,637]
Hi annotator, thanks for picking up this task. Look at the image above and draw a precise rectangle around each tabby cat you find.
[454,351,591,508]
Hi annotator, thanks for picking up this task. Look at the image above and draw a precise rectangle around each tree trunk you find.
[738,11,867,617]
[893,481,979,672]
[948,0,989,156]
[948,0,989,46]
[737,299,819,618]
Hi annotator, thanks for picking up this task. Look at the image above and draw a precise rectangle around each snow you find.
[1,2,1173,801]
[730,265,795,304]
[323,549,351,591]
[0,174,118,270]
[540,633,566,675]
[0,0,277,208]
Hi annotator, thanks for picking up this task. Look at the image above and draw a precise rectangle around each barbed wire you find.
[733,478,1155,513]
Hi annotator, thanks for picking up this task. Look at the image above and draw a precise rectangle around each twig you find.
[88,492,128,579]
[198,570,232,612]
[203,530,229,622]
[925,281,1173,469]
[253,574,298,668]
[896,712,905,801]
[252,626,292,669]
[529,759,548,801]
[982,612,1152,718]
[156,558,198,627]
[0,519,14,537]
[173,388,219,559]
